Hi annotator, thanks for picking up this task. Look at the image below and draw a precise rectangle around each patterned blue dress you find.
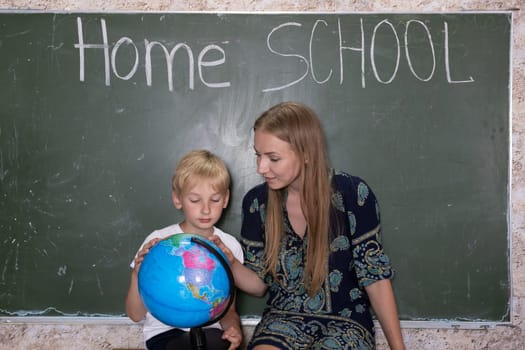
[240,170,394,350]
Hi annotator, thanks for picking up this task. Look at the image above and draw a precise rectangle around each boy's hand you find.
[222,325,243,349]
[132,238,160,275]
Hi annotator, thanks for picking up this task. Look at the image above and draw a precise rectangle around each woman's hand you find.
[210,235,236,266]
[210,235,268,297]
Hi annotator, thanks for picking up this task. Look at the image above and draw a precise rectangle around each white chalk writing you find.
[263,18,474,92]
[73,16,474,93]
[74,17,231,91]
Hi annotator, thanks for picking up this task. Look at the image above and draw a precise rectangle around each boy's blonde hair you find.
[171,150,230,195]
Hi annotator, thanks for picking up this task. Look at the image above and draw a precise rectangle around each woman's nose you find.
[257,158,267,174]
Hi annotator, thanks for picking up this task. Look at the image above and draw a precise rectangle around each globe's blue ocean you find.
[138,233,233,328]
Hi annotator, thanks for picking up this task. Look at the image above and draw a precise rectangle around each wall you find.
[0,1,523,349]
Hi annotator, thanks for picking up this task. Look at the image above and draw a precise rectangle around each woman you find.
[212,102,404,349]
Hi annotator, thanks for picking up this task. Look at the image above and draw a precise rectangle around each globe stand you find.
[190,327,206,350]
[188,237,237,350]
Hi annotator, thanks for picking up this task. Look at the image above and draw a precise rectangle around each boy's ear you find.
[172,191,183,209]
[223,189,230,208]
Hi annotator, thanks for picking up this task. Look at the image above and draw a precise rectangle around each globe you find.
[138,233,234,328]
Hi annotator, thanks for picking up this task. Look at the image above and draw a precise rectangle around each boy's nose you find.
[201,202,211,213]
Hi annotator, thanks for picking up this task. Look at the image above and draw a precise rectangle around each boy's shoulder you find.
[145,223,182,241]
[213,226,239,245]
[213,227,244,263]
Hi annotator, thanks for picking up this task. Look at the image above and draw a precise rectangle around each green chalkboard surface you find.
[0,12,511,321]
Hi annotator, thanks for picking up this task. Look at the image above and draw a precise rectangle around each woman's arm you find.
[230,258,268,297]
[365,279,405,350]
[210,236,268,297]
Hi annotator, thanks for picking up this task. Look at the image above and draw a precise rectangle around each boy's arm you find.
[125,237,160,322]
[219,295,243,349]
[125,269,147,322]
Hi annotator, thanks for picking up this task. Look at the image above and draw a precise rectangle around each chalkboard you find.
[0,12,511,322]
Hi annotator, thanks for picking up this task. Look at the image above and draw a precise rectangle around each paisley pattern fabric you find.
[240,170,394,350]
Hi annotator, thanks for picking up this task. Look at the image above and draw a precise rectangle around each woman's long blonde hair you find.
[254,102,333,295]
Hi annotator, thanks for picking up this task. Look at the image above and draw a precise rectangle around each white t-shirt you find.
[130,224,244,341]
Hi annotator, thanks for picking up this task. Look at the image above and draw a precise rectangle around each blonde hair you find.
[254,102,333,295]
[171,150,230,195]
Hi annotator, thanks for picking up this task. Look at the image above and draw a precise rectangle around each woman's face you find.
[254,129,303,191]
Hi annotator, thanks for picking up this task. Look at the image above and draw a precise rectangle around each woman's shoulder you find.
[332,169,378,210]
[243,182,268,201]
[332,169,368,190]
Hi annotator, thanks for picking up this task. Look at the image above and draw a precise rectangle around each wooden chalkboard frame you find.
[0,10,512,325]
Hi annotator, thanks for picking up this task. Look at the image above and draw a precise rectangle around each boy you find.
[125,150,244,350]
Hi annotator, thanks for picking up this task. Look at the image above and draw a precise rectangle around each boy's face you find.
[172,181,229,237]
